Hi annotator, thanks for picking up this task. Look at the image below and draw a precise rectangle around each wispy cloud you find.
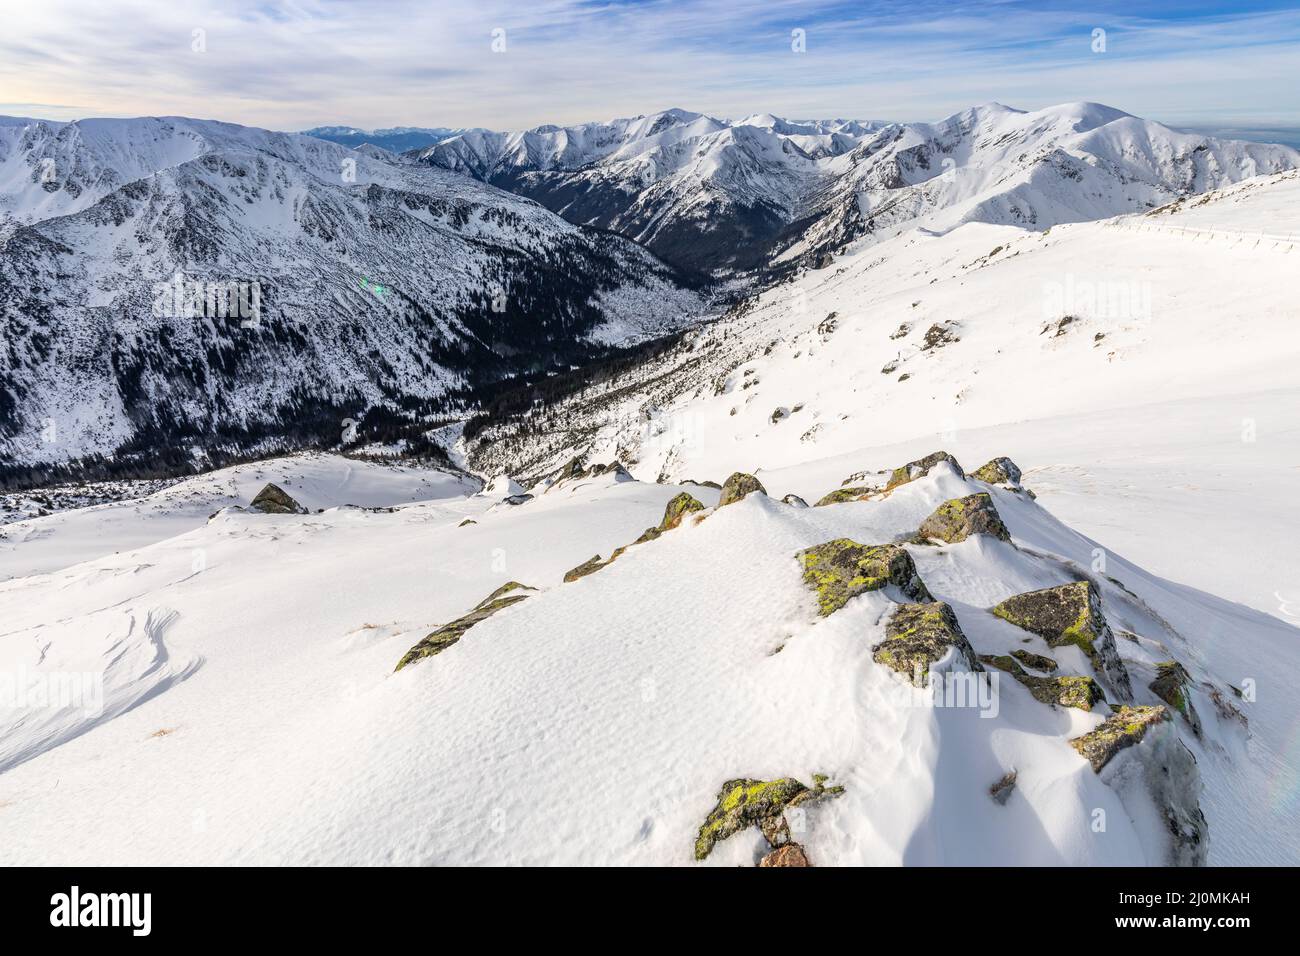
[2,0,1298,130]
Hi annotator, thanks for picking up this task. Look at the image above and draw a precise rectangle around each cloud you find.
[2,0,1298,130]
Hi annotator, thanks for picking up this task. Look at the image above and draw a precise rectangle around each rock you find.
[1069,705,1169,772]
[889,322,911,339]
[781,494,810,508]
[797,539,933,615]
[684,478,722,490]
[815,486,874,506]
[971,457,1023,486]
[817,312,839,336]
[884,451,963,490]
[770,407,789,423]
[554,455,586,482]
[1070,705,1208,865]
[1150,661,1203,737]
[718,472,766,507]
[1011,648,1057,671]
[917,493,1010,543]
[503,493,533,506]
[874,602,981,686]
[395,585,534,671]
[990,581,1132,701]
[660,492,705,530]
[920,321,960,351]
[979,654,1105,710]
[249,483,307,514]
[693,775,844,861]
[458,518,477,527]
[563,554,608,583]
[483,474,525,497]
[989,771,1017,805]
[758,844,811,867]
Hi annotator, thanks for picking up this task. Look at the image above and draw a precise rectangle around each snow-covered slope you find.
[413,102,1298,275]
[0,447,1284,864]
[0,116,704,480]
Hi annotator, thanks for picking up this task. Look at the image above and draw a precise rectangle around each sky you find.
[1,0,1299,134]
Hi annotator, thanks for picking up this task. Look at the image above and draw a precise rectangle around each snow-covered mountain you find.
[412,103,1299,274]
[301,125,471,153]
[0,116,704,484]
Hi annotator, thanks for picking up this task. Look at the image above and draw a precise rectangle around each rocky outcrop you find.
[884,451,963,491]
[1150,661,1202,737]
[395,583,536,671]
[758,843,811,867]
[991,581,1132,701]
[917,493,1010,543]
[563,554,607,583]
[815,487,874,506]
[989,771,1017,805]
[718,472,767,507]
[971,457,1023,487]
[797,539,933,616]
[458,518,477,527]
[249,483,307,515]
[874,602,981,686]
[980,655,1105,710]
[1070,705,1207,866]
[694,774,843,861]
[1011,648,1057,671]
[660,491,705,530]
[781,494,810,508]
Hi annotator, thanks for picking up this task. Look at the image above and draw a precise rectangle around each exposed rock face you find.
[917,493,1011,543]
[797,539,933,615]
[874,602,981,686]
[991,581,1132,701]
[815,486,875,506]
[694,775,843,861]
[395,584,536,671]
[718,472,767,507]
[781,494,810,508]
[660,492,705,530]
[971,457,1023,486]
[885,451,963,491]
[1150,661,1203,737]
[249,482,307,514]
[1071,705,1208,866]
[563,554,607,583]
[1011,648,1058,672]
[554,456,587,482]
[989,771,1017,805]
[980,654,1106,710]
[758,844,811,867]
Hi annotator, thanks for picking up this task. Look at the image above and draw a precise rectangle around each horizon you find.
[4,1,1300,133]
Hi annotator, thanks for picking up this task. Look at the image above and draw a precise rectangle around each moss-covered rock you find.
[990,581,1132,700]
[1150,661,1202,736]
[917,493,1010,543]
[563,554,608,583]
[758,844,811,867]
[979,654,1104,710]
[718,472,767,507]
[660,492,705,530]
[970,457,1023,486]
[1011,648,1058,672]
[782,494,810,508]
[1069,705,1169,771]
[884,451,963,491]
[395,588,533,671]
[693,775,843,861]
[249,483,307,515]
[874,602,981,686]
[797,539,933,615]
[814,486,875,507]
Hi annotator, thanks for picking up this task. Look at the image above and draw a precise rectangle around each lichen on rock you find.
[970,457,1023,487]
[1150,660,1202,737]
[395,586,534,671]
[718,472,767,507]
[874,601,981,686]
[563,554,608,583]
[249,483,307,515]
[990,581,1133,701]
[815,486,875,507]
[884,451,963,491]
[660,492,705,530]
[917,493,1011,543]
[1069,705,1169,771]
[797,539,933,615]
[978,654,1105,710]
[693,775,844,861]
[1011,648,1058,672]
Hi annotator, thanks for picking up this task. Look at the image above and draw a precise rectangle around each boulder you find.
[884,451,963,490]
[249,483,307,515]
[758,844,811,867]
[693,775,843,861]
[458,518,477,527]
[563,554,608,583]
[770,407,789,423]
[797,539,933,615]
[395,585,535,671]
[718,472,767,507]
[815,486,874,507]
[1150,661,1202,737]
[781,494,810,509]
[660,492,705,530]
[917,493,1010,543]
[990,581,1132,700]
[874,602,981,686]
[971,457,1023,487]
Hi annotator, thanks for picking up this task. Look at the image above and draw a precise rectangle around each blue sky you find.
[2,0,1298,132]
